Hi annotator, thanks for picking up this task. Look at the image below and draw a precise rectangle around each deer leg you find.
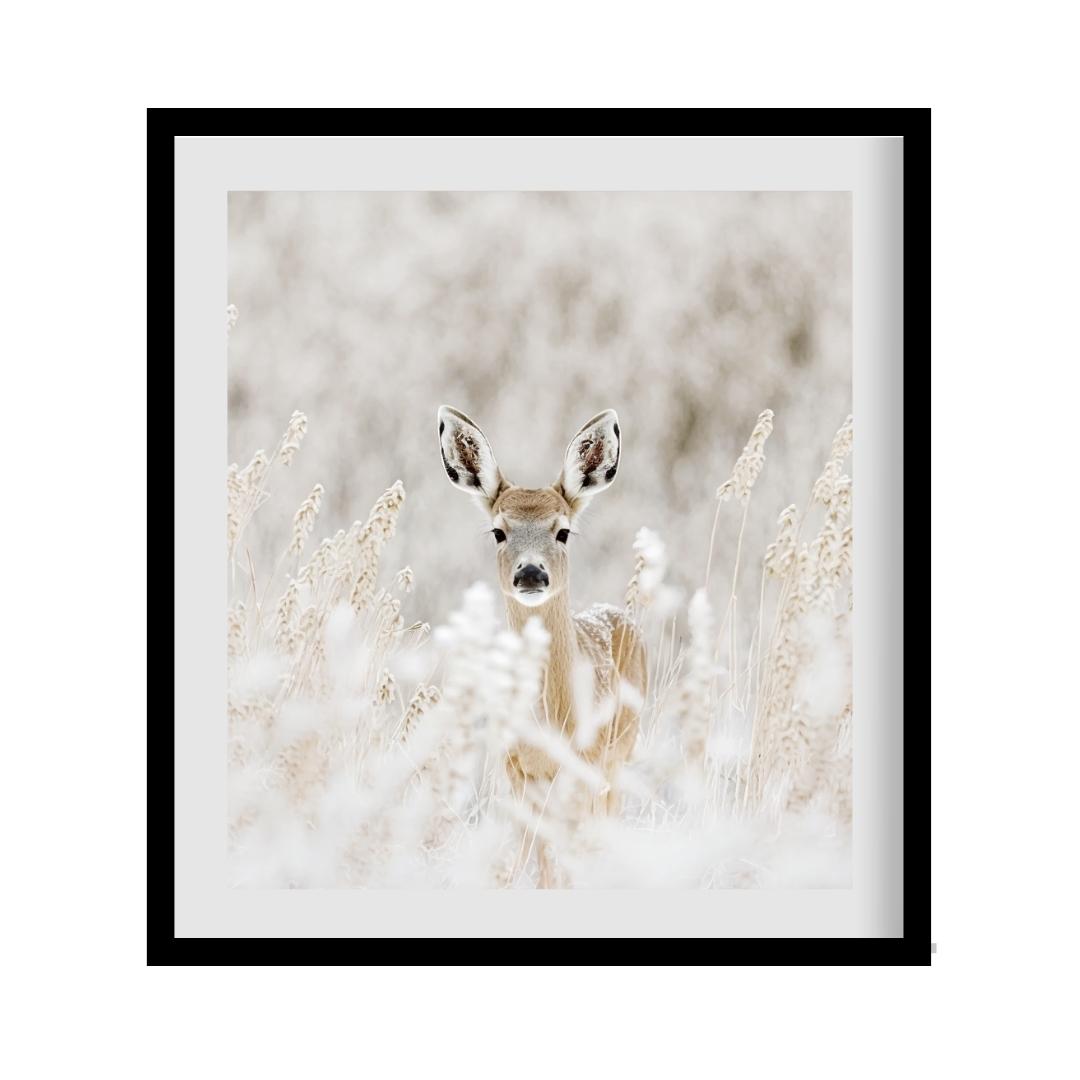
[506,756,560,888]
[506,756,534,886]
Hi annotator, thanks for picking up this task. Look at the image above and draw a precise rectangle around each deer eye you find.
[492,528,507,543]
[555,528,570,544]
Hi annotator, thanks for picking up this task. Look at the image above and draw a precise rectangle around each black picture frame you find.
[150,117,928,963]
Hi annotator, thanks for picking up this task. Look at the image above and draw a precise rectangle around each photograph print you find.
[225,190,853,889]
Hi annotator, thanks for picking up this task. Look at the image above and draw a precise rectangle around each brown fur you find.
[503,577,646,886]
[438,407,642,885]
[492,485,570,520]
[497,487,648,804]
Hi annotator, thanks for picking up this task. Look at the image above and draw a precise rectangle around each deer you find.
[437,405,647,886]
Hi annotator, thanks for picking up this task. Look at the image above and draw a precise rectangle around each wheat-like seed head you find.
[275,732,327,807]
[240,449,268,488]
[227,603,247,661]
[838,525,853,583]
[226,464,243,553]
[369,480,406,541]
[349,564,378,613]
[764,504,799,578]
[226,449,273,559]
[297,604,319,636]
[716,408,774,504]
[289,483,324,556]
[395,566,414,593]
[812,414,853,508]
[373,669,396,706]
[279,410,308,466]
[750,413,855,819]
[375,591,404,643]
[274,580,300,652]
[345,482,408,611]
[298,537,336,586]
[401,684,441,738]
[831,413,853,461]
[624,526,667,610]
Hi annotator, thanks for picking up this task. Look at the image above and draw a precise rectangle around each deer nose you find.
[513,564,549,589]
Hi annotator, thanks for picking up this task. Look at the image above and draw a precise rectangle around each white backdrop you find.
[1,27,1075,1078]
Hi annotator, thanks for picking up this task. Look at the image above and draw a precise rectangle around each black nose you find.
[513,564,549,589]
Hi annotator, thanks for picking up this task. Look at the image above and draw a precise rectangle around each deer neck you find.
[505,590,578,737]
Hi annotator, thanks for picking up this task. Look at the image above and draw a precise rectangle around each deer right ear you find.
[437,405,504,508]
[557,409,621,513]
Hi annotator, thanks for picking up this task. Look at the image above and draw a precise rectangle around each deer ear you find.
[437,405,504,507]
[558,410,621,511]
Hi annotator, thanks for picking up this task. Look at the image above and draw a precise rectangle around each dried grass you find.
[227,404,853,889]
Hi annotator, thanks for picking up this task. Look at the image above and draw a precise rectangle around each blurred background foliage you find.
[228,191,850,626]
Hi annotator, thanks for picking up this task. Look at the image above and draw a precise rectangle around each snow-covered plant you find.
[226,405,853,889]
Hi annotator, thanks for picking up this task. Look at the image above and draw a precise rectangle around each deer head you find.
[437,405,622,609]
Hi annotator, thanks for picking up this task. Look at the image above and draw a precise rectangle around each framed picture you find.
[156,121,927,959]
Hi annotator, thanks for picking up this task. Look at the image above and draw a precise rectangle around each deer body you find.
[504,586,646,791]
[437,406,647,841]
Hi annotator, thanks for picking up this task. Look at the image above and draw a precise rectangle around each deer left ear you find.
[437,405,504,508]
[557,410,621,511]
